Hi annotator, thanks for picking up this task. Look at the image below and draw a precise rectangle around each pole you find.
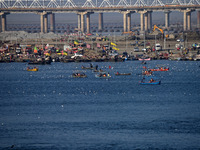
[144,31,145,50]
[164,32,166,49]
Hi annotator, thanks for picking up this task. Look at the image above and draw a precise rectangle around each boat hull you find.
[27,68,38,71]
[150,68,169,71]
[140,81,161,85]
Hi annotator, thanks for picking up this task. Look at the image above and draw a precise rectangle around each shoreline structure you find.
[0,31,200,63]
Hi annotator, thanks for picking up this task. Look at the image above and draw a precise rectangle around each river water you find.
[0,60,200,149]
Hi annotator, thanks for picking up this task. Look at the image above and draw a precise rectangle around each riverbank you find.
[1,31,200,63]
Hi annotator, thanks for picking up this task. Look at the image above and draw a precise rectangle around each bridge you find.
[0,0,200,33]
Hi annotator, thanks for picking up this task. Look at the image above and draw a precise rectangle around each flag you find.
[74,40,79,45]
[113,47,119,50]
[111,42,117,46]
[97,43,101,48]
[34,46,38,53]
[87,44,91,49]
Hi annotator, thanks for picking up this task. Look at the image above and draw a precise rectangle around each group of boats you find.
[140,63,169,85]
[73,64,132,79]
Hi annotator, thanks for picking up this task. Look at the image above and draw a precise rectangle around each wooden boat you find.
[115,72,131,76]
[138,58,151,61]
[81,66,94,70]
[27,67,38,71]
[72,73,87,78]
[95,72,111,78]
[28,61,51,65]
[150,68,169,71]
[140,80,161,85]
[140,77,161,85]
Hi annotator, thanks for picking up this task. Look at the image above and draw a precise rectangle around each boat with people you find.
[27,67,38,71]
[140,77,161,85]
[72,73,87,78]
[95,72,111,79]
[115,72,131,76]
[150,67,169,71]
[142,70,153,76]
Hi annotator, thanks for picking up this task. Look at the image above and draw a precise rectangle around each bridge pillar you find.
[182,10,193,31]
[0,13,8,32]
[147,11,152,30]
[121,11,134,32]
[197,11,200,29]
[44,14,48,33]
[86,13,91,33]
[127,13,131,32]
[77,12,87,33]
[138,11,147,32]
[164,11,171,29]
[38,12,48,33]
[144,13,148,31]
[187,12,191,30]
[123,12,127,32]
[183,10,187,31]
[40,14,44,33]
[98,13,103,31]
[77,14,81,31]
[50,13,55,33]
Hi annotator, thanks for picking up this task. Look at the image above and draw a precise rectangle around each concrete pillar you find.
[98,13,103,31]
[164,11,170,28]
[44,14,48,33]
[187,12,191,30]
[144,13,148,31]
[50,13,55,33]
[77,14,81,30]
[140,13,144,31]
[0,13,8,32]
[147,11,152,30]
[127,13,131,32]
[183,10,187,31]
[197,11,200,29]
[123,12,127,32]
[81,13,85,33]
[86,13,90,33]
[40,14,44,33]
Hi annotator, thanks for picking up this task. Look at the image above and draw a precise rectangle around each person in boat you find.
[116,72,119,75]
[95,65,98,70]
[90,63,93,68]
[150,78,155,83]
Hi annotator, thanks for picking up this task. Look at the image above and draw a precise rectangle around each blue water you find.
[0,60,200,150]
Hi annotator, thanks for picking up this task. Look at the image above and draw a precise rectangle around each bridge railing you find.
[0,0,199,9]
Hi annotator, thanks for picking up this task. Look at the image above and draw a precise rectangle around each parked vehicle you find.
[134,47,139,52]
[155,43,162,51]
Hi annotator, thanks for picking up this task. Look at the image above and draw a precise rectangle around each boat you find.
[28,60,51,65]
[95,72,111,78]
[115,72,131,76]
[150,68,169,71]
[140,77,161,85]
[27,67,38,71]
[138,58,151,61]
[72,73,87,78]
[140,80,161,85]
[142,70,153,76]
[81,64,94,70]
[93,69,104,73]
